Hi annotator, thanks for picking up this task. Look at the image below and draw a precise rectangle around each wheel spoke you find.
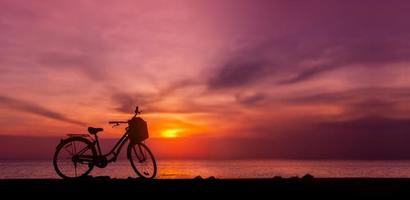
[130,143,156,179]
[134,146,143,162]
[74,162,77,177]
[54,138,95,179]
[73,141,77,154]
[63,145,73,156]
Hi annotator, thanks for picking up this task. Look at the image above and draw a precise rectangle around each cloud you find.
[287,87,410,104]
[277,64,337,85]
[207,58,272,89]
[0,95,85,126]
[111,91,212,114]
[207,36,410,89]
[38,50,108,80]
[285,87,410,118]
[282,39,410,84]
[111,79,206,113]
[1,0,410,146]
[111,92,158,113]
[235,92,268,106]
[0,0,120,81]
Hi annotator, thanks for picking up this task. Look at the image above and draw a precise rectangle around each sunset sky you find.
[1,0,410,159]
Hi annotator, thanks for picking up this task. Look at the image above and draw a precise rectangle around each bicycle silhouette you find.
[53,106,157,179]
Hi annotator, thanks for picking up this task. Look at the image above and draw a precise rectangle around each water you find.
[1,160,410,179]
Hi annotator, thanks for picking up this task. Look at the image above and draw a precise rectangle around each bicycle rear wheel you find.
[53,137,96,179]
[128,142,157,179]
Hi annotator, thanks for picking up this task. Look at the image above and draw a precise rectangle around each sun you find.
[161,129,181,138]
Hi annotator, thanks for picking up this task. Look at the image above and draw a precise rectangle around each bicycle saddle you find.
[88,127,104,135]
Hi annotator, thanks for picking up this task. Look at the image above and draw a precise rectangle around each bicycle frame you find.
[97,131,130,162]
[75,131,130,164]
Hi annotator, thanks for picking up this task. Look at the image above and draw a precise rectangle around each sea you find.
[1,160,410,179]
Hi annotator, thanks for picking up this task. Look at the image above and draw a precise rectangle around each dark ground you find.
[1,177,410,198]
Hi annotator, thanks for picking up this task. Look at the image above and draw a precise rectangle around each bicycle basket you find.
[127,117,149,144]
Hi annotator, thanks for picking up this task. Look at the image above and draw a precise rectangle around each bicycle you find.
[53,106,157,179]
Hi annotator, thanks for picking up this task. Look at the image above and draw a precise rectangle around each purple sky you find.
[0,0,410,158]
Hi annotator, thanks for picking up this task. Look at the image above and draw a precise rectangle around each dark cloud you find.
[111,79,205,113]
[287,87,410,104]
[235,93,268,106]
[111,93,136,113]
[0,95,85,126]
[280,41,410,85]
[206,0,410,89]
[345,99,398,117]
[336,41,410,64]
[278,64,337,85]
[209,39,410,89]
[286,89,356,105]
[111,91,213,114]
[286,87,410,118]
[208,59,270,89]
[111,92,159,113]
[205,39,319,89]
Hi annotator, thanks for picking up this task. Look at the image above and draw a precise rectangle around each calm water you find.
[1,160,410,179]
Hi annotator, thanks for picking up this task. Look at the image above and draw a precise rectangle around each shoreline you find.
[1,177,410,197]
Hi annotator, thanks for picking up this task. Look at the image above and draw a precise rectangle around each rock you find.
[302,173,314,180]
[94,176,111,180]
[78,175,93,179]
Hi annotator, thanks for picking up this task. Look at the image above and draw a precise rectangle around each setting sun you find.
[161,129,181,138]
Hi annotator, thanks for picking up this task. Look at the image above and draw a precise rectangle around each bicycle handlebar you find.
[108,121,128,124]
[109,106,141,125]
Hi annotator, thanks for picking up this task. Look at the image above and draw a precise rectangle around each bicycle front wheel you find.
[128,142,157,179]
